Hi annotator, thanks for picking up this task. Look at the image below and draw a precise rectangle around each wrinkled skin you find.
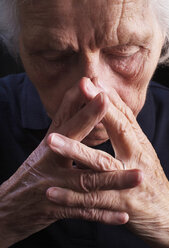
[0,89,138,247]
[19,0,164,146]
[0,0,169,247]
[47,78,169,247]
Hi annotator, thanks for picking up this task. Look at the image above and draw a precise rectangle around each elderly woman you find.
[0,0,169,247]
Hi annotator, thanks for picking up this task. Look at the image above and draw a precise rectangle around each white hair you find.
[152,0,169,64]
[0,0,19,56]
[1,0,169,64]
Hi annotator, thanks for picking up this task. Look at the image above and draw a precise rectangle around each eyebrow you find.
[27,21,152,55]
[35,27,79,51]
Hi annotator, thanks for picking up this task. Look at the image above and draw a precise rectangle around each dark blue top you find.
[0,73,169,248]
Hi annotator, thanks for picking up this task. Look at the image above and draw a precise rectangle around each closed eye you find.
[102,45,140,57]
[40,49,77,63]
[102,47,144,78]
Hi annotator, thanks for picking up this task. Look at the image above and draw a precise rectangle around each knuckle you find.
[110,172,119,187]
[80,171,98,192]
[104,155,115,169]
[124,105,135,124]
[104,172,117,188]
[68,141,89,160]
[135,150,159,172]
[123,193,134,212]
[82,208,98,221]
[59,207,75,219]
[97,210,107,222]
[136,150,145,164]
[115,158,125,170]
[71,141,84,156]
[116,100,135,125]
[110,192,121,210]
[96,152,109,170]
[83,192,99,208]
[52,118,62,129]
[138,134,148,146]
[46,202,76,220]
[117,119,130,136]
[135,150,151,169]
[97,152,117,170]
[82,208,106,223]
[89,209,98,220]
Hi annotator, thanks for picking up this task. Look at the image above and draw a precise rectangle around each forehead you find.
[19,0,153,50]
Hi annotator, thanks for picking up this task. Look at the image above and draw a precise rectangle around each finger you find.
[80,78,141,160]
[92,78,152,153]
[80,77,138,128]
[48,84,85,133]
[50,205,129,225]
[47,168,143,193]
[47,133,124,171]
[81,77,153,153]
[58,92,109,141]
[47,188,129,215]
[46,91,109,168]
[79,77,102,102]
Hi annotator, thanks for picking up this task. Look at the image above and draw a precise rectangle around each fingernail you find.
[46,188,60,201]
[127,170,143,186]
[117,212,129,224]
[46,188,55,199]
[85,79,97,96]
[50,134,65,147]
[95,92,104,104]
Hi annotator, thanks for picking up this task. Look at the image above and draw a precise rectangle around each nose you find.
[80,49,100,79]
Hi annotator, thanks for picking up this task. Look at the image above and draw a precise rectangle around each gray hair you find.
[1,0,169,64]
[152,0,169,64]
[0,0,19,55]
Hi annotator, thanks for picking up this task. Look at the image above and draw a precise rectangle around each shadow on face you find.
[18,0,164,145]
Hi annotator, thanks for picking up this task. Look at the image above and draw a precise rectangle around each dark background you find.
[0,44,169,88]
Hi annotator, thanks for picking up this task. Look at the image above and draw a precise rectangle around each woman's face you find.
[19,0,164,145]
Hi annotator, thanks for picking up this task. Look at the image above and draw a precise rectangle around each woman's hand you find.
[47,78,169,248]
[0,82,140,247]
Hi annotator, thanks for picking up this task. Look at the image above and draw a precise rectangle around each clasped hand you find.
[1,78,169,248]
[47,78,169,247]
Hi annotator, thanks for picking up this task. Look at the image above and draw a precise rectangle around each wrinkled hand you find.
[0,82,140,247]
[47,78,169,248]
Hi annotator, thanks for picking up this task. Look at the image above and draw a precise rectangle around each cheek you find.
[113,69,150,117]
[20,40,79,89]
[107,51,146,80]
[20,49,80,97]
[95,56,152,116]
[118,85,147,117]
